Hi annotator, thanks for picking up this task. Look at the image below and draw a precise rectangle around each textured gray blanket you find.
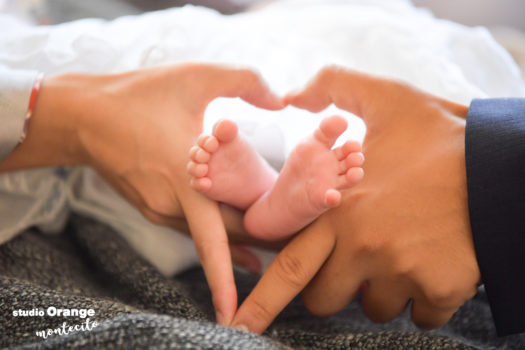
[1,215,523,349]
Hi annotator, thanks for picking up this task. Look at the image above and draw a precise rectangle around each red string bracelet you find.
[19,72,45,143]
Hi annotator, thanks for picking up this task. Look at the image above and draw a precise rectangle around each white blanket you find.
[1,0,524,276]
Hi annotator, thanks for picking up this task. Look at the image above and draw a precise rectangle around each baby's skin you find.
[187,115,364,240]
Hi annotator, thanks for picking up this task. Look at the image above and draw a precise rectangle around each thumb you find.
[199,65,285,111]
[285,66,392,123]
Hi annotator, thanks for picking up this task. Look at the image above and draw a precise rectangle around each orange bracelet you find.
[19,72,45,143]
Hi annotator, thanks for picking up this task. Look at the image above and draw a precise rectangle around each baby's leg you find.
[187,119,278,210]
[244,115,364,240]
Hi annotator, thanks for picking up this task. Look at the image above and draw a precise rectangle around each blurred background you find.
[1,0,524,78]
[1,0,524,28]
[412,0,525,77]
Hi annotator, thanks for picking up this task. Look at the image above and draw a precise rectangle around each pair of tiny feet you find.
[187,115,364,240]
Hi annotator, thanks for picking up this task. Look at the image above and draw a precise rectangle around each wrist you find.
[0,73,100,171]
[39,73,105,165]
[28,74,90,165]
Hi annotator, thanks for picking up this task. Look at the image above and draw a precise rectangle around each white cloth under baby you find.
[0,0,524,276]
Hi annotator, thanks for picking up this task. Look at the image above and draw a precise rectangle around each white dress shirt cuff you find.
[0,68,39,161]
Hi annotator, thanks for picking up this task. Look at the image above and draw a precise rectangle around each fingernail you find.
[215,311,224,325]
[233,324,249,332]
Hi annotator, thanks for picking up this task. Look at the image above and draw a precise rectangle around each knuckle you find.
[318,65,347,89]
[248,297,275,324]
[423,284,461,309]
[391,254,416,278]
[239,69,260,84]
[274,252,309,289]
[195,237,229,264]
[353,232,384,257]
[320,65,340,80]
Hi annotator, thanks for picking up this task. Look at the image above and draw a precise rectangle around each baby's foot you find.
[187,119,278,210]
[244,115,364,239]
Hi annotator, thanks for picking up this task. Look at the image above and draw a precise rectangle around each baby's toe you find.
[197,134,209,147]
[339,167,364,189]
[334,140,362,160]
[189,146,211,163]
[212,119,239,143]
[190,177,213,192]
[204,137,220,153]
[189,146,199,159]
[314,115,348,148]
[344,152,365,170]
[337,152,364,174]
[187,161,209,178]
[197,134,219,153]
[324,189,342,208]
[195,148,211,163]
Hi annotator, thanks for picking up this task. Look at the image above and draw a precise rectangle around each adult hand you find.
[231,67,481,333]
[0,63,284,326]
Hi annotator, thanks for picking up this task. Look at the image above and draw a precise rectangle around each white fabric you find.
[0,68,37,161]
[0,0,524,276]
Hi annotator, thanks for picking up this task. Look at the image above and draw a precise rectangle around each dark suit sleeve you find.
[465,98,525,336]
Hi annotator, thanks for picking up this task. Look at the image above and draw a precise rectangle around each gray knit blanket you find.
[1,215,523,349]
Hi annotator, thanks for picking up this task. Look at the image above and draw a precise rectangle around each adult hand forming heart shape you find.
[230,66,480,335]
[1,63,286,327]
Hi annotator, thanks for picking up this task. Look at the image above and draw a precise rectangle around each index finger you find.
[231,219,336,334]
[179,186,238,326]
